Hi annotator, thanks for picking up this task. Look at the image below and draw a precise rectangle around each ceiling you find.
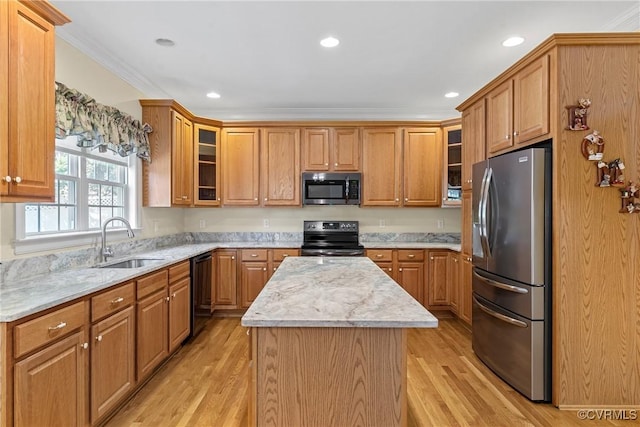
[52,1,640,121]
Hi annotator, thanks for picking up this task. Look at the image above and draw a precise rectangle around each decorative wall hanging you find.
[596,158,625,187]
[619,182,640,213]
[566,98,591,130]
[581,130,604,160]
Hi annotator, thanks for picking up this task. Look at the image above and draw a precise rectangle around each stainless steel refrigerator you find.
[471,147,551,402]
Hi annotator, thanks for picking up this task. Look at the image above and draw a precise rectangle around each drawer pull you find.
[251,254,258,257]
[110,297,124,305]
[282,254,289,257]
[48,321,67,332]
[408,254,415,258]
[376,254,383,258]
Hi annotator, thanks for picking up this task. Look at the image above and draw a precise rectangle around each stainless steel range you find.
[301,220,365,256]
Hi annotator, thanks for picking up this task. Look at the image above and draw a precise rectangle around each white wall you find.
[183,206,461,234]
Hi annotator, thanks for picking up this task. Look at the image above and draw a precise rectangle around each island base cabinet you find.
[251,327,407,427]
[13,331,87,427]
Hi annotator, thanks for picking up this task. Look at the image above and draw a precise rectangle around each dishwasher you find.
[190,252,213,338]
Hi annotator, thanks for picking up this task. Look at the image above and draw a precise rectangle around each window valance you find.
[54,82,152,161]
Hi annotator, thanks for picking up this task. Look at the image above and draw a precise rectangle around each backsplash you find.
[0,232,460,284]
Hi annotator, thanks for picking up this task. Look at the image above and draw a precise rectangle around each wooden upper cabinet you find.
[361,128,402,206]
[222,128,260,206]
[171,112,194,205]
[261,128,300,206]
[461,100,486,191]
[442,124,462,206]
[332,128,360,171]
[1,1,69,202]
[486,79,514,155]
[513,55,549,145]
[487,54,549,156]
[302,127,360,171]
[403,128,442,207]
[302,128,330,171]
[194,123,220,206]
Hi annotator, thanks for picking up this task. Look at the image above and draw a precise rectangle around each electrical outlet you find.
[263,219,270,228]
[199,219,206,229]
[437,219,445,229]
[153,221,159,233]
[379,219,386,228]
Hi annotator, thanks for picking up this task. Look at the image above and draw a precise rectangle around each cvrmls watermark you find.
[576,409,637,421]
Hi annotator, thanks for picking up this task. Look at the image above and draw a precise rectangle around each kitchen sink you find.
[97,258,165,268]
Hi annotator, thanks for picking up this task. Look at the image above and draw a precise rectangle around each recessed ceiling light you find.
[444,92,459,98]
[206,92,221,99]
[320,36,340,48]
[155,38,175,47]
[502,36,524,47]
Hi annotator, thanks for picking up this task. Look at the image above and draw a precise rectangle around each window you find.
[15,136,139,254]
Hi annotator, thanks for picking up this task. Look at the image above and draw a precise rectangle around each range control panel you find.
[303,221,359,232]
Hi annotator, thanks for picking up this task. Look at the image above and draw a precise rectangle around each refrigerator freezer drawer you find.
[472,294,549,401]
[472,268,546,320]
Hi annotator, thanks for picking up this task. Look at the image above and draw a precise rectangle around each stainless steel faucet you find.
[101,216,135,262]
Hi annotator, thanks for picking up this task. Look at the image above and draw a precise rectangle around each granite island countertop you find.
[241,256,438,328]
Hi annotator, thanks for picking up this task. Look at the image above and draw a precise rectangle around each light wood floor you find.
[105,317,626,427]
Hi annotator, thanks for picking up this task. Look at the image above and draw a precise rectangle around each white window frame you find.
[14,137,141,255]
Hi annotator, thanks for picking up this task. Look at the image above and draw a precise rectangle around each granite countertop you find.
[241,257,438,328]
[0,240,458,323]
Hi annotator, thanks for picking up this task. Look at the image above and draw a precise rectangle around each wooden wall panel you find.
[554,44,640,407]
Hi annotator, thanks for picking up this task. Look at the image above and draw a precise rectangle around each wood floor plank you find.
[104,317,630,427]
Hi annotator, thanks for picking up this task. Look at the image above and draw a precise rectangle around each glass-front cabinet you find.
[194,123,220,206]
[442,124,462,206]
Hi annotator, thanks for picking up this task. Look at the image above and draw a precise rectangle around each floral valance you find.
[54,82,152,161]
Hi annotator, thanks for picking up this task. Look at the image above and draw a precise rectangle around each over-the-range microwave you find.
[302,172,361,205]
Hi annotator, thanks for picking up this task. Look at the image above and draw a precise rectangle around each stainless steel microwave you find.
[302,172,361,205]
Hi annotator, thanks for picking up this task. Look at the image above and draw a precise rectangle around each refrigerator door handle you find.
[473,271,529,294]
[473,296,528,328]
[479,167,492,257]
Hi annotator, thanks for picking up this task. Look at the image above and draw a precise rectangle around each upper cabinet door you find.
[361,128,402,206]
[486,80,514,155]
[2,2,57,201]
[332,128,360,171]
[261,128,301,206]
[461,100,486,191]
[193,123,221,206]
[302,128,330,171]
[222,128,260,206]
[403,128,442,207]
[513,55,549,145]
[171,112,193,205]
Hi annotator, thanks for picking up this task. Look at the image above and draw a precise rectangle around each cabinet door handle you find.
[324,162,329,166]
[399,268,403,272]
[513,130,519,136]
[334,163,338,167]
[96,335,103,342]
[182,195,188,200]
[505,134,510,140]
[263,267,267,271]
[231,256,235,260]
[387,268,392,272]
[273,267,277,271]
[430,256,434,260]
[48,321,67,332]
[110,297,124,305]
[264,198,267,201]
[80,342,89,350]
[254,198,258,201]
[172,293,177,298]
[395,198,399,202]
[2,176,12,183]
[165,297,170,302]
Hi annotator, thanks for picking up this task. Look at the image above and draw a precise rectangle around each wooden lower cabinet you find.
[13,330,87,427]
[367,249,425,305]
[215,250,238,308]
[426,250,450,307]
[459,256,473,325]
[169,277,191,352]
[240,262,269,308]
[396,261,424,304]
[136,288,169,381]
[90,306,135,424]
[448,252,461,314]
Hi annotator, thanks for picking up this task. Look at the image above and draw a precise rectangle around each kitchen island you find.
[241,256,438,427]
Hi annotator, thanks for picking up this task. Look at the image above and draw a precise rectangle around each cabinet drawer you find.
[14,301,87,358]
[91,282,135,322]
[137,270,169,300]
[169,260,190,283]
[397,250,424,262]
[366,249,393,262]
[272,249,299,262]
[241,249,268,262]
